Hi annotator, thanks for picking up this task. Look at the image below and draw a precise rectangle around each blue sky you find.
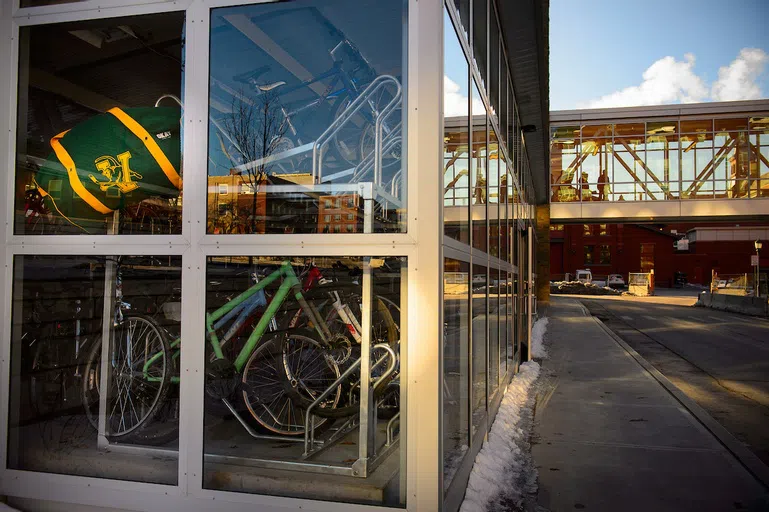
[550,0,769,110]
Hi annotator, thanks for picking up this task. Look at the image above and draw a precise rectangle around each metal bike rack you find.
[312,74,402,186]
[302,343,396,458]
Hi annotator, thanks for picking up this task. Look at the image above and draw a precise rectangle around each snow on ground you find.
[531,317,549,359]
[459,316,549,512]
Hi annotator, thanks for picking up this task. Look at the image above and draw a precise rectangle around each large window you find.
[207,1,406,234]
[7,255,181,483]
[14,13,185,235]
[444,9,470,245]
[471,79,487,252]
[471,262,487,433]
[202,256,405,506]
[551,115,766,202]
[443,258,469,492]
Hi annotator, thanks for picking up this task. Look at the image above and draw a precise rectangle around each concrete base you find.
[697,292,769,317]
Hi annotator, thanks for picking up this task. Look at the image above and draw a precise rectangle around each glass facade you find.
[551,114,769,203]
[8,255,181,483]
[14,13,185,235]
[0,1,543,511]
[441,0,537,501]
[207,1,406,234]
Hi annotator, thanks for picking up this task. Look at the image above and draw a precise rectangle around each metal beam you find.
[612,151,657,200]
[28,68,126,112]
[617,139,672,199]
[686,138,736,196]
[223,14,326,98]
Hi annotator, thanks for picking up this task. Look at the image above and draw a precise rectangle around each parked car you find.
[608,274,625,289]
[575,269,593,284]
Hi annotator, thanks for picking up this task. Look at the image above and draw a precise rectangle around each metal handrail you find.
[303,343,398,455]
[312,75,402,185]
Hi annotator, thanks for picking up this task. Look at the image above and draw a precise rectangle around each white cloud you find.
[444,75,485,117]
[577,48,768,109]
[711,48,768,101]
[579,54,708,109]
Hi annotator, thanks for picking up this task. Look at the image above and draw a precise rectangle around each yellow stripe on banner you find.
[108,107,182,189]
[50,131,113,215]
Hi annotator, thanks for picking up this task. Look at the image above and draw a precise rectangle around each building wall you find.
[550,221,769,286]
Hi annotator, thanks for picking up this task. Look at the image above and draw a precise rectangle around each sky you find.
[549,0,769,110]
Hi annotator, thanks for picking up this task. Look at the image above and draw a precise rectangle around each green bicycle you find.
[82,259,399,443]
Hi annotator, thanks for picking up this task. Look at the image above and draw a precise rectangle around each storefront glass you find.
[470,261,487,433]
[444,9,470,245]
[14,13,185,235]
[207,0,406,234]
[442,257,469,492]
[7,255,181,484]
[201,256,406,507]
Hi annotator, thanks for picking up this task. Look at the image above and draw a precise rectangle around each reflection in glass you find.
[444,9,470,245]
[471,262,487,432]
[488,128,499,258]
[471,80,487,252]
[488,8,499,124]
[8,255,181,483]
[14,13,185,235]
[443,258,469,492]
[207,1,406,234]
[488,268,500,396]
[472,0,487,90]
[202,256,405,506]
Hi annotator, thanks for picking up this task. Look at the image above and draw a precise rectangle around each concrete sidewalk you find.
[532,297,769,512]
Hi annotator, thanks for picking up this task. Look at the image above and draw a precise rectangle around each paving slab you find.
[532,297,769,512]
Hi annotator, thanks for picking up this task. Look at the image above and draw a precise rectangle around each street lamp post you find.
[755,240,763,297]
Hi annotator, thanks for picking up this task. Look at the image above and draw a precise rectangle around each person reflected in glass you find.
[598,169,609,201]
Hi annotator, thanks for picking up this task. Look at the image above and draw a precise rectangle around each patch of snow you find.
[459,361,541,512]
[531,317,549,359]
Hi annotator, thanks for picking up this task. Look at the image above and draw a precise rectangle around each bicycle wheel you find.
[241,335,336,436]
[81,314,174,443]
[278,330,352,419]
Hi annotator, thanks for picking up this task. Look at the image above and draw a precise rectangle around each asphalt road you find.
[580,296,769,467]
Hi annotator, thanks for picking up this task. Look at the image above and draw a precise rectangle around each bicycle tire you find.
[81,314,176,444]
[241,335,337,436]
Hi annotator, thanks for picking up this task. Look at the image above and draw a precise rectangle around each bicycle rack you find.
[301,342,399,479]
[312,74,401,186]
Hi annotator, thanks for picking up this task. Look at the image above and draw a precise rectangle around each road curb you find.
[577,300,769,492]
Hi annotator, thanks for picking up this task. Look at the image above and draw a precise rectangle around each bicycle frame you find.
[143,261,333,381]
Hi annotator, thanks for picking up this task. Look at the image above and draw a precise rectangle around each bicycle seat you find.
[256,81,286,92]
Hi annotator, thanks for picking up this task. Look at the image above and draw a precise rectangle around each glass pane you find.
[202,256,406,507]
[471,262,487,433]
[20,0,85,7]
[488,127,499,258]
[581,124,613,138]
[454,0,471,40]
[472,0,487,90]
[680,119,713,134]
[499,73,507,152]
[15,13,185,235]
[208,1,406,234]
[444,9,470,245]
[443,257,469,492]
[488,268,500,396]
[488,8,499,125]
[8,255,181,483]
[471,79,487,253]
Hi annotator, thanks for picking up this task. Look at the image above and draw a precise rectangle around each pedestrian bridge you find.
[549,100,769,222]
